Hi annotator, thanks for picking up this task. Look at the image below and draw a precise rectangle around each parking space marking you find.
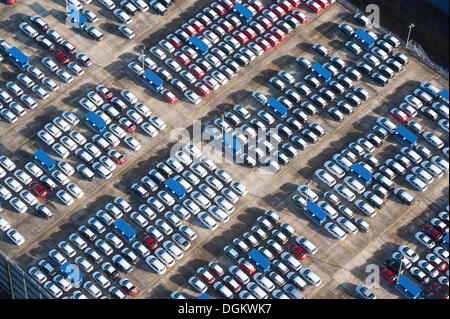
[0,65,99,139]
[8,128,172,259]
[133,196,255,298]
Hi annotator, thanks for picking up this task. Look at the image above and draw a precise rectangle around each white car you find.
[314,169,336,187]
[66,183,84,199]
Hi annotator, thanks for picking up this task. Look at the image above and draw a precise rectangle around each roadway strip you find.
[8,128,172,259]
[133,196,255,298]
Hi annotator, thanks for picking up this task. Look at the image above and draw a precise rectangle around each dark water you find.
[349,0,449,69]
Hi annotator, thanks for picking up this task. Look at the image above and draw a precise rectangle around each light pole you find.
[406,23,415,47]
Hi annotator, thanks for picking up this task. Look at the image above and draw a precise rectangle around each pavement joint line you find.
[265,63,419,186]
[134,196,255,298]
[185,6,337,121]
[0,65,98,138]
[8,128,172,259]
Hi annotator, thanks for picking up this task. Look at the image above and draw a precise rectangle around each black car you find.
[218,42,235,56]
[392,51,409,65]
[75,53,93,67]
[372,125,389,139]
[330,56,347,70]
[224,58,241,72]
[367,133,382,147]
[285,89,302,103]
[345,67,362,81]
[300,101,318,115]
[329,81,345,95]
[345,92,361,107]
[356,62,373,75]
[156,162,173,177]
[309,123,325,137]
[30,15,48,32]
[292,108,308,123]
[60,40,76,55]
[353,87,370,101]
[328,107,344,122]
[281,143,297,158]
[384,258,403,274]
[148,169,166,184]
[386,58,403,72]
[337,101,354,115]
[291,135,308,150]
[378,65,395,79]
[78,225,97,241]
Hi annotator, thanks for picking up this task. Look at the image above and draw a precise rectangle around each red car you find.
[167,34,183,48]
[218,18,234,32]
[289,244,307,260]
[196,267,215,284]
[423,225,443,242]
[4,0,16,4]
[306,0,322,13]
[256,16,272,29]
[219,0,235,11]
[264,33,280,47]
[194,82,211,97]
[276,0,293,12]
[248,0,264,12]
[119,279,138,297]
[292,10,309,24]
[108,149,126,165]
[29,181,48,199]
[181,23,197,36]
[270,27,287,41]
[140,233,158,250]
[119,118,136,133]
[211,2,227,15]
[232,30,249,44]
[287,0,302,8]
[174,52,190,65]
[238,258,256,275]
[270,4,287,18]
[313,0,330,9]
[53,49,70,65]
[431,283,449,299]
[161,89,178,104]
[241,26,257,39]
[256,37,272,51]
[379,265,397,284]
[188,64,205,78]
[96,85,114,100]
[390,108,408,122]
[188,19,205,32]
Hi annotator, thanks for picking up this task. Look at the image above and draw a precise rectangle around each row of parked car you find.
[0,16,92,124]
[379,207,449,299]
[175,209,321,299]
[128,0,313,105]
[337,20,409,87]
